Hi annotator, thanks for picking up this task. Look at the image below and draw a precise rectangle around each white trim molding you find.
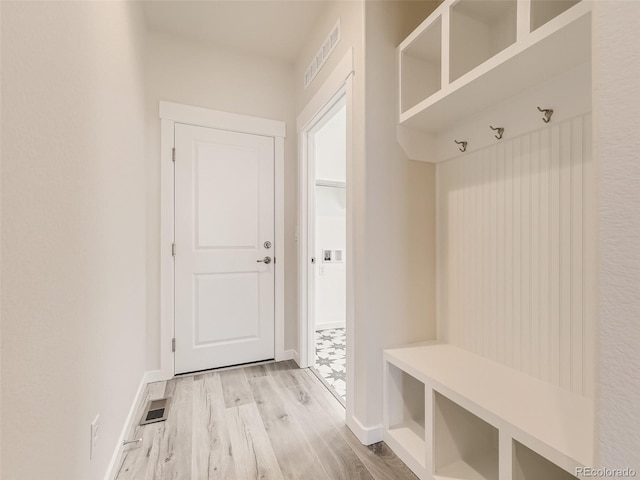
[104,371,155,480]
[281,349,297,362]
[159,101,287,380]
[274,136,287,362]
[346,416,384,446]
[160,101,286,138]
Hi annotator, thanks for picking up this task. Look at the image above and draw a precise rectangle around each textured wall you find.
[593,1,640,470]
[438,114,596,397]
[1,2,148,479]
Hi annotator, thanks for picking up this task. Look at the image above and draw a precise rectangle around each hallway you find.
[115,361,417,480]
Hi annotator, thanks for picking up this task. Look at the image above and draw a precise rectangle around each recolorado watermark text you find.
[576,467,637,478]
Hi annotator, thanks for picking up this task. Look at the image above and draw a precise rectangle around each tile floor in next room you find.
[115,360,417,480]
[315,327,346,402]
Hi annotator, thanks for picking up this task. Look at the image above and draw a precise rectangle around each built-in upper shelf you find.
[398,0,591,133]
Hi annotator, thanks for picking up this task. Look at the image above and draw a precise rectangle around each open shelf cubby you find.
[513,441,579,480]
[450,0,517,82]
[531,0,582,32]
[387,364,426,467]
[434,392,499,480]
[400,16,442,114]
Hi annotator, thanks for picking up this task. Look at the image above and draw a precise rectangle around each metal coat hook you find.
[537,106,554,123]
[490,125,504,140]
[454,140,467,153]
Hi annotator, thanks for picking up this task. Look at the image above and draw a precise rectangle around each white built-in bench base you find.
[383,344,594,480]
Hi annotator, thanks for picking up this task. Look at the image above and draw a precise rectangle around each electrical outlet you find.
[319,265,326,275]
[90,414,100,460]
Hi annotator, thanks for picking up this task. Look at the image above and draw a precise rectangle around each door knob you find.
[257,256,272,264]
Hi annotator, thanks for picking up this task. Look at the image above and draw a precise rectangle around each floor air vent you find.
[140,397,171,425]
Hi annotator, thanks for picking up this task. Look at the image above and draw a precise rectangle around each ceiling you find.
[143,1,328,64]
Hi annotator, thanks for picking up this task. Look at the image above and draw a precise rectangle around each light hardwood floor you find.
[115,360,417,480]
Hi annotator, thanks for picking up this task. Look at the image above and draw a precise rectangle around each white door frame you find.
[159,101,286,380]
[297,49,355,384]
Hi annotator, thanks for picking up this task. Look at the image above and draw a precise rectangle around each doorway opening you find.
[307,95,347,405]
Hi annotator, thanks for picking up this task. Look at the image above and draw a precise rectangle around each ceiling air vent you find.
[304,19,341,89]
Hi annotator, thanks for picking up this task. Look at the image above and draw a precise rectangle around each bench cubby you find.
[383,344,593,480]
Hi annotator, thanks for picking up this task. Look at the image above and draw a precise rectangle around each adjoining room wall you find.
[315,105,347,183]
[1,3,148,479]
[593,0,640,471]
[143,30,298,369]
[315,186,347,330]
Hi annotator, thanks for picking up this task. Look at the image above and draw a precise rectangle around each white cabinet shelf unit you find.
[434,392,499,480]
[386,364,427,474]
[513,441,583,480]
[383,344,593,480]
[398,0,591,135]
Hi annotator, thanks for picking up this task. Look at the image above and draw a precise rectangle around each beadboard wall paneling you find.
[437,114,595,396]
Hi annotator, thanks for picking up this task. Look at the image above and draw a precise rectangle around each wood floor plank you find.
[243,363,269,378]
[141,423,165,480]
[155,376,193,479]
[265,360,304,388]
[292,370,418,480]
[248,375,330,480]
[115,362,417,480]
[192,373,237,479]
[115,381,167,480]
[294,368,346,423]
[220,367,254,408]
[281,384,375,480]
[225,403,285,480]
[339,428,419,480]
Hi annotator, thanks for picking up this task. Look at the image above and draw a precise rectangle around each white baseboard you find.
[103,371,154,480]
[275,348,295,362]
[144,369,169,383]
[346,415,383,446]
[292,350,300,367]
[315,322,346,331]
[279,349,296,361]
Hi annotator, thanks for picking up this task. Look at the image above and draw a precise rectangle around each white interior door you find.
[174,123,275,374]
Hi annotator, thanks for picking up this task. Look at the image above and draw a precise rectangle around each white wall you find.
[314,105,347,331]
[144,30,298,369]
[294,0,438,439]
[359,0,439,431]
[0,3,3,472]
[315,105,347,182]
[1,3,148,479]
[294,0,368,436]
[593,1,640,471]
[294,2,365,113]
[315,186,346,330]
